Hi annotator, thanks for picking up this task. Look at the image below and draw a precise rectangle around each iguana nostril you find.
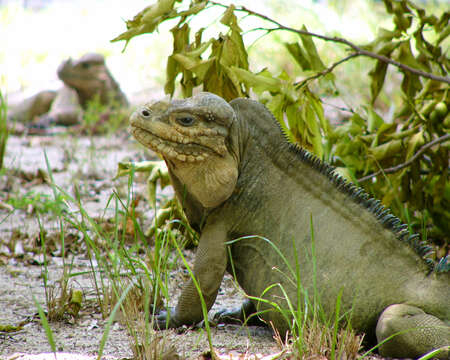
[141,109,151,117]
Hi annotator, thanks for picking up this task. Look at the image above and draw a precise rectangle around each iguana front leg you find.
[36,85,83,126]
[155,217,228,328]
[376,304,450,359]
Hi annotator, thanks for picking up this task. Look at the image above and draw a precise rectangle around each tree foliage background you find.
[113,0,449,259]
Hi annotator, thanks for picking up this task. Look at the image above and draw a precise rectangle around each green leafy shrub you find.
[113,0,449,251]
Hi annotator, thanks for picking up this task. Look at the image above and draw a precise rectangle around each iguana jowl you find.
[130,92,449,359]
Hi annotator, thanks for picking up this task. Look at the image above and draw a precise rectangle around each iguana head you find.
[57,53,119,105]
[130,92,239,209]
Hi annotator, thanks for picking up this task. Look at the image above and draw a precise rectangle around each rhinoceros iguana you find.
[129,92,449,359]
[8,53,128,127]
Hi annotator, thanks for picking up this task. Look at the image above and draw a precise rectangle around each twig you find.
[209,1,450,85]
[320,100,356,115]
[357,134,450,183]
[295,53,360,88]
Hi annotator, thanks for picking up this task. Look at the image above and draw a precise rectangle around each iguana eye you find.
[81,62,91,69]
[141,108,151,118]
[176,116,195,127]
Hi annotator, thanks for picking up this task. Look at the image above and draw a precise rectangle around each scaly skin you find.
[130,92,449,359]
[8,53,128,126]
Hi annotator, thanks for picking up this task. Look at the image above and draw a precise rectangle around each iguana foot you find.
[214,299,266,326]
[376,304,450,359]
[28,115,55,133]
[153,307,184,330]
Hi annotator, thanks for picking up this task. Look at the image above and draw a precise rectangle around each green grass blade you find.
[417,346,450,360]
[97,282,133,360]
[33,295,57,353]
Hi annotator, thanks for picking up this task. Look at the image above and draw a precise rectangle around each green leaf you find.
[366,106,385,132]
[171,23,190,52]
[165,56,179,95]
[334,141,367,171]
[436,16,450,42]
[286,103,302,144]
[306,91,330,135]
[382,0,394,14]
[229,67,282,93]
[111,0,178,45]
[177,0,207,18]
[285,42,311,70]
[366,28,401,53]
[222,65,245,98]
[369,139,403,161]
[377,122,396,137]
[112,0,208,47]
[298,25,326,72]
[141,0,177,23]
[228,30,249,69]
[185,38,213,58]
[267,94,286,122]
[333,113,366,139]
[304,102,324,158]
[369,60,388,103]
[175,54,214,81]
[396,41,427,72]
[220,4,241,31]
[401,72,421,98]
[267,94,291,140]
[220,35,245,68]
[406,131,424,160]
[286,99,324,157]
[220,6,248,70]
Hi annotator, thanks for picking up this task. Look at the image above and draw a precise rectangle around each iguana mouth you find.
[131,124,212,162]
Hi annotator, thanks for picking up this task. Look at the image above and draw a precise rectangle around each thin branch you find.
[357,134,450,183]
[295,53,360,88]
[320,100,356,115]
[210,1,450,85]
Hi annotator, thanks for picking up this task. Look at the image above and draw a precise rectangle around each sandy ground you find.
[0,132,280,360]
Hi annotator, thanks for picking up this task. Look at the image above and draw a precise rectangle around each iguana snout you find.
[130,94,232,163]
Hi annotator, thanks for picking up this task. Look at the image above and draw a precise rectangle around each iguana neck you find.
[165,149,239,222]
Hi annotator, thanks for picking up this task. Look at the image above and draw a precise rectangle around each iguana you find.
[130,92,450,359]
[8,53,128,127]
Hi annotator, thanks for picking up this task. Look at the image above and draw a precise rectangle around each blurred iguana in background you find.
[8,53,128,128]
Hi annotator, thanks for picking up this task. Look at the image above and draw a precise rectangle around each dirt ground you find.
[0,131,284,360]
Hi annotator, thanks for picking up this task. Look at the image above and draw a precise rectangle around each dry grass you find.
[272,321,364,360]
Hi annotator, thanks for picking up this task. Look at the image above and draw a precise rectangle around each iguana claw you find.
[153,307,184,330]
[214,299,266,326]
[213,307,243,325]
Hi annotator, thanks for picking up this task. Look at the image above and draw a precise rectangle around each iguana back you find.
[225,98,449,335]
